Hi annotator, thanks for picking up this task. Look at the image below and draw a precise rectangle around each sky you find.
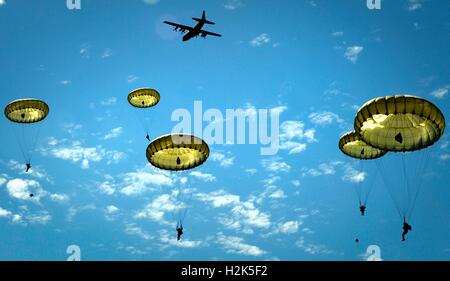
[0,0,449,261]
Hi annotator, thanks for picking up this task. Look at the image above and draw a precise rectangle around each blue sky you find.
[0,0,449,261]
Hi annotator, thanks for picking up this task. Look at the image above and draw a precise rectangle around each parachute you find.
[354,95,445,221]
[354,95,445,152]
[4,98,49,171]
[339,131,387,160]
[127,88,160,141]
[146,133,209,229]
[339,131,386,213]
[146,134,209,171]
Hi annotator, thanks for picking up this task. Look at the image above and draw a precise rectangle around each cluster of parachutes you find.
[5,89,210,229]
[339,95,445,226]
[128,88,209,227]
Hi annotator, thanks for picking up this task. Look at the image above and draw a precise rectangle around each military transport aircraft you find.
[163,10,222,42]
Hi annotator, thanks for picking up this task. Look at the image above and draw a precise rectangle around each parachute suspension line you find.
[377,159,403,221]
[407,148,432,221]
[353,160,363,206]
[363,161,380,206]
[401,153,411,218]
[28,122,43,164]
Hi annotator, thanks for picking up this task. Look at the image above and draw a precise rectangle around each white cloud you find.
[6,179,42,201]
[440,154,450,161]
[101,48,112,59]
[279,121,316,154]
[261,158,291,173]
[63,123,82,135]
[79,44,90,58]
[7,160,50,181]
[303,161,343,177]
[197,190,271,232]
[50,193,70,203]
[210,151,234,167]
[0,207,12,218]
[342,165,366,183]
[100,97,117,106]
[430,86,449,99]
[125,223,153,240]
[296,237,333,255]
[308,111,344,126]
[245,168,257,175]
[224,0,244,10]
[408,0,423,11]
[41,138,126,169]
[332,31,344,37]
[103,127,123,140]
[159,229,205,248]
[344,46,364,63]
[190,171,216,182]
[196,190,240,208]
[250,33,271,47]
[119,167,174,196]
[127,75,139,83]
[0,176,6,186]
[291,180,301,187]
[217,233,266,256]
[60,80,71,85]
[27,211,52,225]
[268,189,286,199]
[0,0,5,7]
[106,205,119,214]
[66,204,96,222]
[135,193,184,224]
[277,220,301,234]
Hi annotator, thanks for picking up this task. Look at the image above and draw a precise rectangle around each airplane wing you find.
[200,30,222,38]
[163,21,194,33]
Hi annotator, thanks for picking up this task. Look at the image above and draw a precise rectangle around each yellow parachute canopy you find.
[339,131,387,160]
[4,99,49,124]
[354,95,445,152]
[146,134,209,171]
[128,88,160,108]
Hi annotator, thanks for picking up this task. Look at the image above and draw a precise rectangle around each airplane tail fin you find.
[192,10,215,25]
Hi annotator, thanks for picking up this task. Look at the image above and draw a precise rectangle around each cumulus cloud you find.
[296,237,334,255]
[430,86,449,99]
[103,127,123,140]
[308,111,344,126]
[101,48,112,59]
[190,171,216,182]
[197,189,271,233]
[119,167,174,196]
[261,158,291,173]
[276,220,301,234]
[408,0,423,11]
[41,138,126,169]
[342,165,366,183]
[135,192,187,224]
[7,160,50,181]
[303,161,343,177]
[250,33,271,47]
[344,46,364,63]
[100,97,117,106]
[6,179,43,201]
[196,190,240,208]
[125,223,153,240]
[332,31,344,37]
[224,0,244,10]
[217,233,266,256]
[279,121,316,154]
[159,229,205,248]
[210,151,234,167]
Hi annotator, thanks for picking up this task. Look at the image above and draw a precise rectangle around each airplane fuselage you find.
[182,22,205,41]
